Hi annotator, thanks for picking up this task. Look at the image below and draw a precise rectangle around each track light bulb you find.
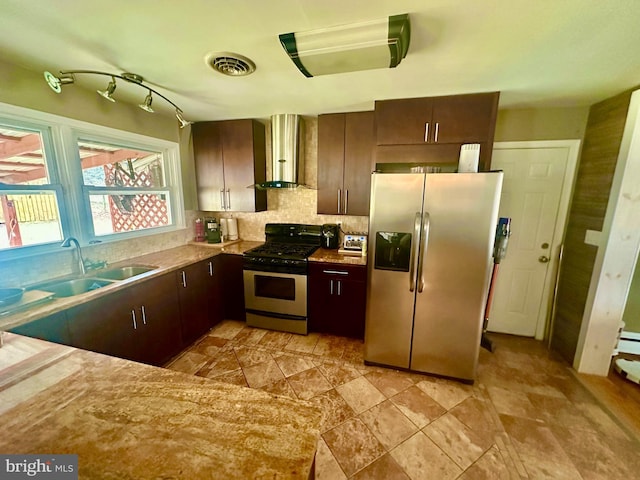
[97,77,117,102]
[44,71,74,93]
[138,92,154,113]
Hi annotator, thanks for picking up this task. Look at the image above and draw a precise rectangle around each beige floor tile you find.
[389,385,446,428]
[234,346,273,368]
[209,320,245,339]
[315,438,347,480]
[365,369,415,398]
[574,401,631,440]
[190,335,227,356]
[258,378,298,399]
[415,377,473,410]
[286,332,320,354]
[390,432,462,480]
[274,353,315,378]
[457,444,512,480]
[423,412,491,470]
[336,376,386,414]
[351,454,410,480]
[309,388,355,432]
[207,368,247,387]
[322,417,386,477]
[242,358,285,388]
[258,330,293,350]
[359,400,418,450]
[519,453,583,479]
[316,361,362,387]
[486,385,541,420]
[499,414,573,465]
[288,367,333,400]
[313,335,347,359]
[233,326,268,345]
[165,351,208,374]
[526,391,596,431]
[202,350,241,377]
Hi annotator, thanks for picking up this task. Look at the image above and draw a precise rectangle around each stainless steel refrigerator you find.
[364,171,503,382]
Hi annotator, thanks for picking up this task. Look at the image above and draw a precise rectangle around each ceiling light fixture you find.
[279,13,411,77]
[43,69,191,128]
[138,91,154,113]
[97,76,117,102]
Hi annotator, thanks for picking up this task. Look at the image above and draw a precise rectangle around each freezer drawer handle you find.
[409,212,421,292]
[323,270,349,275]
[418,212,430,293]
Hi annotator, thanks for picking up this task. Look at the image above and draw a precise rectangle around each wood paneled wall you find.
[550,89,634,363]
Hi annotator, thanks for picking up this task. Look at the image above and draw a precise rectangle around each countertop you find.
[0,332,322,479]
[0,240,364,331]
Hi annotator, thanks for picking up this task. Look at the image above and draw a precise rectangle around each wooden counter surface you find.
[0,332,322,479]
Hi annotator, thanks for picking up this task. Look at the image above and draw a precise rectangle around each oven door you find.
[243,270,307,318]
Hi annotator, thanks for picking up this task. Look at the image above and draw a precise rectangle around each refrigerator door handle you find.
[409,212,421,292]
[417,212,430,293]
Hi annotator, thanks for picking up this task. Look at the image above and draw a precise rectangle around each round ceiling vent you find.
[205,52,256,76]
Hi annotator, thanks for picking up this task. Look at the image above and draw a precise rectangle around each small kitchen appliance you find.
[338,232,368,255]
[205,217,221,244]
[321,223,340,249]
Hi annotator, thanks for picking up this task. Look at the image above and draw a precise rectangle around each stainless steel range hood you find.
[257,114,304,189]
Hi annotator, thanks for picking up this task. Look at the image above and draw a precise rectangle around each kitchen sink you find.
[93,265,157,281]
[37,278,115,297]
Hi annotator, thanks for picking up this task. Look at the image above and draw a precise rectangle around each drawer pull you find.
[323,270,349,275]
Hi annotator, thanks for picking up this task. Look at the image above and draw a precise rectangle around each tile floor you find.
[166,321,640,479]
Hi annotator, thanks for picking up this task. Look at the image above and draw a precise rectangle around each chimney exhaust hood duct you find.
[258,114,305,189]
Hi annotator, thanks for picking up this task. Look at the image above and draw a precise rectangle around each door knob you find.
[538,256,550,263]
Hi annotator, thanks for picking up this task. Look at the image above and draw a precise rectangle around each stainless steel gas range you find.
[243,223,322,334]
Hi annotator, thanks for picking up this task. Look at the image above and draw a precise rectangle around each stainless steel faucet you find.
[61,237,86,275]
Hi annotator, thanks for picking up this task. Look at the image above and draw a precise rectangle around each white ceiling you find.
[1,0,639,122]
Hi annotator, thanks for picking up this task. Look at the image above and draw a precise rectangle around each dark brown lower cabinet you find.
[176,256,221,346]
[9,311,70,345]
[67,273,182,366]
[308,262,367,339]
[219,253,246,321]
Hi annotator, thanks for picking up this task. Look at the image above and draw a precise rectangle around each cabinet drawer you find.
[309,262,366,282]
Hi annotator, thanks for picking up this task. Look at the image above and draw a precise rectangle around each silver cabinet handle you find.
[434,123,439,143]
[220,189,225,210]
[409,212,421,292]
[337,280,342,296]
[226,189,231,211]
[323,270,349,275]
[424,122,429,142]
[418,212,431,293]
[337,189,342,214]
[181,271,187,288]
[208,261,214,276]
[344,189,348,215]
[330,279,334,295]
[141,305,147,325]
[131,310,137,330]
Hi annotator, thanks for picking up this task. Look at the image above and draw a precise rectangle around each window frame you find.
[0,101,184,261]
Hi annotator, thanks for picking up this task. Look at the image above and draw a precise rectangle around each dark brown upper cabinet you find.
[317,111,374,216]
[374,92,499,171]
[193,119,267,212]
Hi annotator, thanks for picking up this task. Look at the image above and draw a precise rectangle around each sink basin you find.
[38,278,115,297]
[93,265,157,281]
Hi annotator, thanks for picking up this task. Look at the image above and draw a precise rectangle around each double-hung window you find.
[0,103,183,260]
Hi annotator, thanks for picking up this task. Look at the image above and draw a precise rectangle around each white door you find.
[488,141,579,338]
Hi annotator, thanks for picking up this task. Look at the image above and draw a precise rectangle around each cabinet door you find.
[375,98,433,145]
[67,290,136,360]
[132,274,182,365]
[9,311,70,345]
[177,261,211,346]
[308,263,366,338]
[317,114,346,214]
[204,257,223,327]
[219,254,246,321]
[193,122,225,211]
[221,119,267,212]
[431,93,499,144]
[343,112,374,216]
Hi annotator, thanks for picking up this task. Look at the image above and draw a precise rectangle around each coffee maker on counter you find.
[321,223,340,249]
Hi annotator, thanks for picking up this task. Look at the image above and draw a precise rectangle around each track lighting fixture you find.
[138,91,154,113]
[43,69,191,128]
[97,77,117,102]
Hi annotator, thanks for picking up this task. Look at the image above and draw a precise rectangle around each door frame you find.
[492,140,581,339]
